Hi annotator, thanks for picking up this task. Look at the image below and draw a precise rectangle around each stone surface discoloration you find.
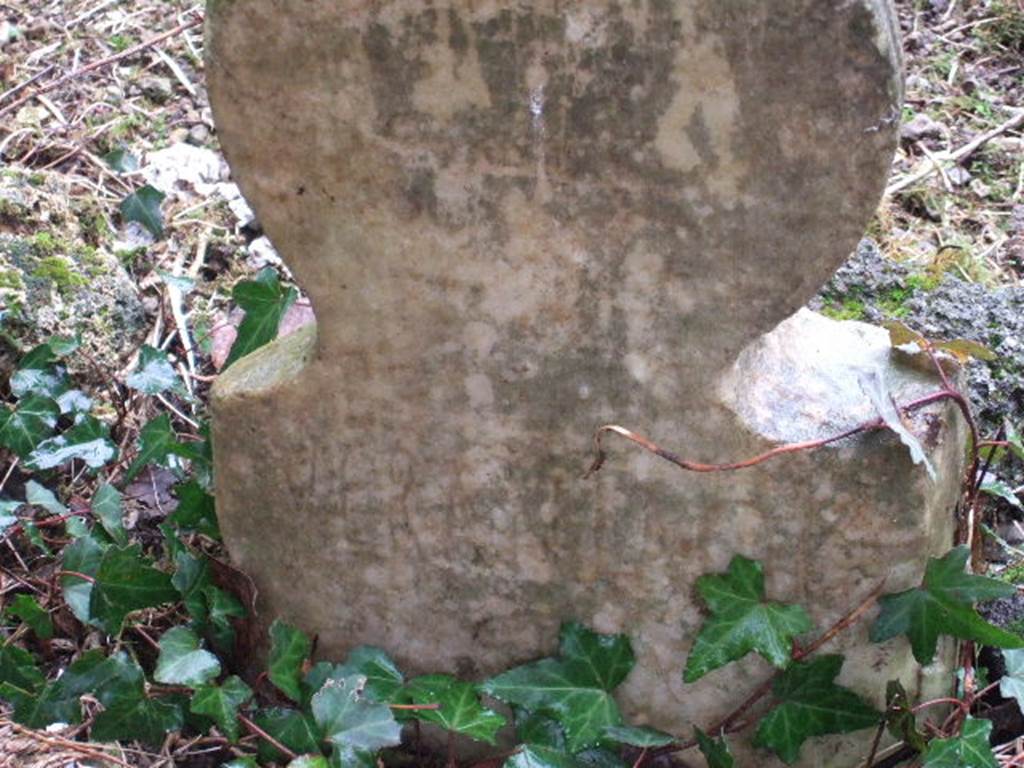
[206,2,962,764]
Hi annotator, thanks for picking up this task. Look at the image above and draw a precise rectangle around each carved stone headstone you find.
[206,2,964,764]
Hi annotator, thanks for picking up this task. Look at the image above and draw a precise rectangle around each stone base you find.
[211,309,964,767]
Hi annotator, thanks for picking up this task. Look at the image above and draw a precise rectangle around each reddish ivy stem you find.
[586,390,968,480]
[911,697,969,715]
[238,713,298,761]
[2,511,90,544]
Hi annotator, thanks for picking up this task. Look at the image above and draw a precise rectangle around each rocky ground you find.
[0,0,1022,765]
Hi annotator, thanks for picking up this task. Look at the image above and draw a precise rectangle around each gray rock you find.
[142,143,228,199]
[245,235,282,270]
[905,74,934,93]
[814,239,1024,452]
[217,182,257,229]
[187,123,211,146]
[901,112,946,141]
[946,166,973,186]
[137,75,173,103]
[0,169,147,377]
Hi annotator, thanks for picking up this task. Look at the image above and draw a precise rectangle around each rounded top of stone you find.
[206,0,902,376]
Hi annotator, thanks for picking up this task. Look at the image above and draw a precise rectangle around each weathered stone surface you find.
[205,2,964,764]
[0,168,147,379]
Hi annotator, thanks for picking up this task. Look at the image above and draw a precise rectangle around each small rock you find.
[142,143,228,199]
[137,75,173,103]
[901,113,945,142]
[946,166,972,186]
[970,179,992,198]
[187,123,211,145]
[905,74,934,93]
[218,182,258,229]
[279,299,316,338]
[0,21,20,48]
[246,235,282,269]
[960,78,982,95]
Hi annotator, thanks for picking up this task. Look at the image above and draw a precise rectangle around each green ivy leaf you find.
[559,622,635,691]
[5,594,54,639]
[504,745,579,768]
[56,388,93,415]
[269,619,312,702]
[89,544,178,634]
[980,479,1023,510]
[190,675,252,742]
[0,643,45,694]
[334,646,404,703]
[10,366,68,400]
[127,345,184,395]
[753,655,879,764]
[885,679,927,754]
[683,555,812,682]
[25,480,66,515]
[37,335,78,357]
[9,339,76,399]
[311,676,403,760]
[64,515,90,539]
[575,748,627,768]
[602,725,674,748]
[999,649,1024,714]
[154,627,221,686]
[125,413,193,481]
[695,728,734,768]
[0,395,58,457]
[225,268,298,367]
[0,499,19,534]
[1006,421,1024,462]
[168,480,219,538]
[204,585,245,655]
[13,650,143,728]
[26,414,117,471]
[870,546,1022,664]
[92,693,184,746]
[515,711,566,750]
[120,185,166,239]
[484,632,627,752]
[288,757,330,768]
[254,708,322,763]
[61,532,106,623]
[171,548,212,623]
[484,624,633,750]
[923,716,998,768]
[399,674,506,744]
[104,148,139,173]
[22,520,51,555]
[91,483,127,545]
[224,759,259,768]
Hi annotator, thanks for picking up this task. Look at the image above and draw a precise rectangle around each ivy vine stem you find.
[237,712,298,762]
[586,388,972,480]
